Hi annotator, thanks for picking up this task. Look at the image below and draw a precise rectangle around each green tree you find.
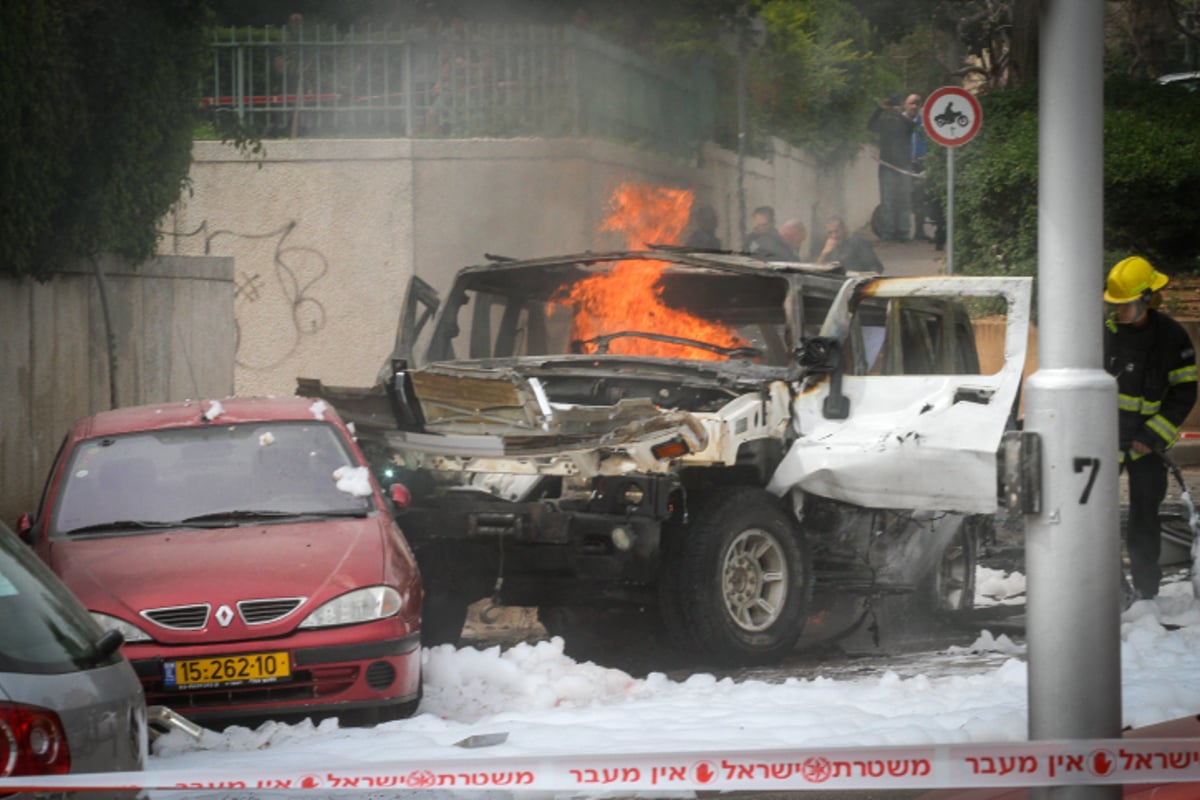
[747,0,890,162]
[563,0,892,162]
[0,0,212,279]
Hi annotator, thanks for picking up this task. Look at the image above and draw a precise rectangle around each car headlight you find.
[90,612,153,643]
[298,586,402,629]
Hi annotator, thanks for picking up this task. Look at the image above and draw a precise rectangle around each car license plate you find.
[164,652,291,689]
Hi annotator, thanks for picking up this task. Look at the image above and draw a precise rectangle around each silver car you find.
[0,520,146,790]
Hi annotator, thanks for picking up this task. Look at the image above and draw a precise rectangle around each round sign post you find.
[921,86,982,275]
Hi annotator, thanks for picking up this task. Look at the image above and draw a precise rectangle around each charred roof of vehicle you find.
[465,248,849,278]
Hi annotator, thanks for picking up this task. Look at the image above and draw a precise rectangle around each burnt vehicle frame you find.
[302,248,1032,665]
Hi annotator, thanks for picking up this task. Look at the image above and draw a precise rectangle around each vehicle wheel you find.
[672,487,812,666]
[538,605,612,656]
[920,515,980,613]
[656,521,691,650]
[870,204,885,239]
[420,591,470,646]
[536,605,573,641]
[538,606,672,670]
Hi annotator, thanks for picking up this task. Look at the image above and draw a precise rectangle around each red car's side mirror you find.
[16,513,34,544]
[389,483,412,510]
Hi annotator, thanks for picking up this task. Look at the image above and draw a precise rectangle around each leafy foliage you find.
[1102,75,1200,271]
[0,0,212,279]
[570,0,895,162]
[747,0,891,161]
[1,0,76,277]
[928,76,1200,281]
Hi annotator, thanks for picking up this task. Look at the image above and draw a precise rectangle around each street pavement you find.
[872,236,948,277]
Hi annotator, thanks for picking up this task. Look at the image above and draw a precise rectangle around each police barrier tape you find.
[3,738,1200,793]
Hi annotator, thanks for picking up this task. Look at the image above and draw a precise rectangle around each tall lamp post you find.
[720,12,765,250]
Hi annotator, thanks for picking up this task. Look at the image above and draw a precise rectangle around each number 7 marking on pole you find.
[1074,457,1100,504]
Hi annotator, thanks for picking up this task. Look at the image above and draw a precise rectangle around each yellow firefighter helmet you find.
[1104,255,1168,304]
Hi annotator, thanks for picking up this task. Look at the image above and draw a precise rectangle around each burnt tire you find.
[656,521,691,651]
[538,606,679,671]
[919,515,980,614]
[870,203,885,239]
[420,591,470,646]
[670,487,812,665]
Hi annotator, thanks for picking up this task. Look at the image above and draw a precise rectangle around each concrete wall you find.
[1,255,235,526]
[163,137,878,398]
[702,138,878,257]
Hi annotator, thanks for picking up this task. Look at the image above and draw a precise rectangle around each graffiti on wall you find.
[164,220,330,371]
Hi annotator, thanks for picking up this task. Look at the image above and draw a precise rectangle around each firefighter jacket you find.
[1104,308,1198,457]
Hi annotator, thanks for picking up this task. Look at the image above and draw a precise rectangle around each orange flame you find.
[600,183,692,249]
[552,182,746,360]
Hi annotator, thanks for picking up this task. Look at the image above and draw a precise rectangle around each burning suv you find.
[301,245,1032,666]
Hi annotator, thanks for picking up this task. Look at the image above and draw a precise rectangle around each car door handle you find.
[954,386,994,405]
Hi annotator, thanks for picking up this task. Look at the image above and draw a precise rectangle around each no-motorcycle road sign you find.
[922,86,982,147]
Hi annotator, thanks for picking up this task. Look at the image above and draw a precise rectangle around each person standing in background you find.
[745,206,795,260]
[778,218,807,260]
[816,216,883,272]
[905,93,933,242]
[868,93,917,242]
[684,202,722,250]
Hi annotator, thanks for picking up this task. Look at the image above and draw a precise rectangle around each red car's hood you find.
[48,518,387,641]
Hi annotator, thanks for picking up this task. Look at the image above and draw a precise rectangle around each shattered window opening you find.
[844,296,1006,377]
[431,259,793,366]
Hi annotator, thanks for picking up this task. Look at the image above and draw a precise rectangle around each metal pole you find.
[945,147,955,275]
[736,46,747,251]
[403,35,413,137]
[91,256,119,411]
[235,35,245,124]
[1025,1,1119,798]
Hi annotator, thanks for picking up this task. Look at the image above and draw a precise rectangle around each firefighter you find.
[1104,255,1198,601]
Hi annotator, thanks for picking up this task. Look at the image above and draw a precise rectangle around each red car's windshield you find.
[51,421,373,537]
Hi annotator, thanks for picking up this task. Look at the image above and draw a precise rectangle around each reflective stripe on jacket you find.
[1105,309,1198,457]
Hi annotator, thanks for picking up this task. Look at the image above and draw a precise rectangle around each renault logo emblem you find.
[215,605,235,627]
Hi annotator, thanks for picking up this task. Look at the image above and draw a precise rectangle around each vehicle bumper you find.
[127,630,421,722]
[408,503,664,604]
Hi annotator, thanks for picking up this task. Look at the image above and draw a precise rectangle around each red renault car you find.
[19,396,423,728]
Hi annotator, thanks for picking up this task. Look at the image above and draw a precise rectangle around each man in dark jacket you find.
[1104,255,1198,601]
[684,202,722,250]
[868,93,917,242]
[816,217,883,273]
[745,205,795,261]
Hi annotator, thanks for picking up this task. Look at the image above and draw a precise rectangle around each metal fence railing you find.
[203,23,715,157]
